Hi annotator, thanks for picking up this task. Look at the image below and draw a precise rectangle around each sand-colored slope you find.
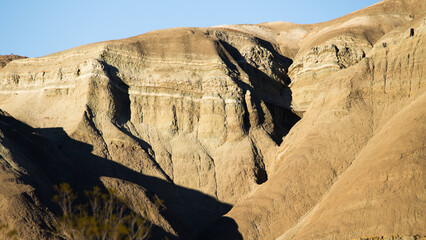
[283,0,426,113]
[220,0,426,114]
[0,0,425,239]
[282,85,425,240]
[209,11,426,240]
[0,25,296,238]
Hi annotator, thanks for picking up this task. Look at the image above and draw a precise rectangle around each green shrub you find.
[53,183,151,240]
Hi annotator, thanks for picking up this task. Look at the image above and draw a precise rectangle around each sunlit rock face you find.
[1,0,425,239]
[205,1,426,239]
[0,26,295,238]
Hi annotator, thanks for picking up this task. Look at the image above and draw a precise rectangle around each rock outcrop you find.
[221,0,426,115]
[206,2,426,239]
[0,26,296,238]
[0,0,425,239]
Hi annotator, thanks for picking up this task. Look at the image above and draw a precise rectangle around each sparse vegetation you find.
[52,183,151,240]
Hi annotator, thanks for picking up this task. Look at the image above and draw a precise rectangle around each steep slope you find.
[281,0,426,114]
[207,9,426,240]
[0,109,182,239]
[1,0,425,239]
[0,26,297,238]
[280,17,426,239]
[0,111,55,239]
[221,0,426,114]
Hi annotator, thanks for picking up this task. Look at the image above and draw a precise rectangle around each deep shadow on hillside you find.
[0,112,240,239]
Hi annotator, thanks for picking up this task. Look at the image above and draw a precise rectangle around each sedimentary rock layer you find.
[0,0,425,239]
[0,25,296,238]
[208,7,426,240]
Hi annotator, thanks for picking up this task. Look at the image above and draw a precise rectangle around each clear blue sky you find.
[1,0,381,58]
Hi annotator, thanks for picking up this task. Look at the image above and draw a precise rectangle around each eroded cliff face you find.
[0,0,425,239]
[0,26,296,238]
[209,8,426,240]
[225,0,425,115]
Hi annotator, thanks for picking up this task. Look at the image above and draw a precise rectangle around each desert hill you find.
[0,0,425,239]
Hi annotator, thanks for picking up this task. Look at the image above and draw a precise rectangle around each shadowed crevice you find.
[100,60,131,124]
[215,39,300,145]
